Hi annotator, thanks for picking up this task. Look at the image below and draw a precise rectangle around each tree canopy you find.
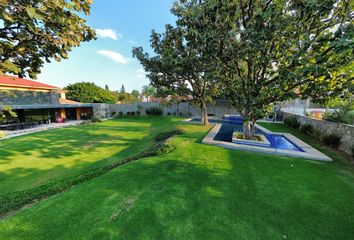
[136,0,353,135]
[65,82,116,104]
[133,21,221,125]
[0,0,95,78]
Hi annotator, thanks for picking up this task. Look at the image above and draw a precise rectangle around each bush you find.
[136,111,140,115]
[284,116,300,129]
[167,112,171,115]
[118,111,123,116]
[91,116,102,123]
[127,111,131,115]
[321,134,342,148]
[146,106,163,115]
[300,124,314,135]
[111,112,116,117]
[311,128,322,141]
[350,144,354,160]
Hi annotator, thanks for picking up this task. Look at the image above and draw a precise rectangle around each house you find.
[0,75,94,123]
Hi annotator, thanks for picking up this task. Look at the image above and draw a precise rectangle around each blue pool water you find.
[192,118,303,152]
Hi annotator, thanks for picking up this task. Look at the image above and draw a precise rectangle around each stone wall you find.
[280,111,354,153]
[0,90,60,105]
[103,100,238,118]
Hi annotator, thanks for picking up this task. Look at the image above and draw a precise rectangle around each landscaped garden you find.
[1,117,354,239]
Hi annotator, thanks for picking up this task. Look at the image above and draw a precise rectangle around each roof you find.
[0,75,60,90]
[59,98,80,104]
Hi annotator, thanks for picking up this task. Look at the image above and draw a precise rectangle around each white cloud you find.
[128,40,137,45]
[95,29,121,40]
[97,50,129,64]
[136,68,147,78]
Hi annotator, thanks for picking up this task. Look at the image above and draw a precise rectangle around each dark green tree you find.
[0,0,95,78]
[173,0,353,138]
[105,84,109,91]
[120,84,126,94]
[133,23,220,125]
[65,82,116,104]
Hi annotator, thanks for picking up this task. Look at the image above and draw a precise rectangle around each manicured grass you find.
[0,116,181,194]
[1,119,354,239]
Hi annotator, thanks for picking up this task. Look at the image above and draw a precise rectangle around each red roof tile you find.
[0,75,60,90]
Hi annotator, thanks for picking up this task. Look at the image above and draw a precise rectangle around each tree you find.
[131,90,140,102]
[0,0,95,78]
[133,22,221,125]
[173,0,353,138]
[141,85,156,98]
[120,84,126,94]
[65,82,116,104]
[105,84,109,91]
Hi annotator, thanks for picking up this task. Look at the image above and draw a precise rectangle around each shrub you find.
[167,112,171,115]
[284,116,300,129]
[300,124,314,135]
[146,106,163,115]
[91,116,102,123]
[136,111,140,115]
[350,144,354,160]
[111,111,116,117]
[127,111,131,115]
[118,111,123,116]
[311,128,322,141]
[321,134,342,148]
[131,111,135,115]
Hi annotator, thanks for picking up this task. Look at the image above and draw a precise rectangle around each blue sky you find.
[38,0,176,92]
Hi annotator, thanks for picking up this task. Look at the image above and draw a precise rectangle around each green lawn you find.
[1,118,354,239]
[0,116,180,194]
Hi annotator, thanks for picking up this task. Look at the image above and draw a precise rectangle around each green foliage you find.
[133,16,222,125]
[322,134,342,148]
[0,0,95,78]
[141,85,156,97]
[145,106,163,115]
[350,144,354,160]
[300,124,314,135]
[65,82,116,103]
[284,116,300,129]
[164,0,353,132]
[0,105,17,122]
[91,116,102,123]
[323,99,354,124]
[120,84,126,94]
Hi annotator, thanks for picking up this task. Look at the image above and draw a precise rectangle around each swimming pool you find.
[191,118,303,152]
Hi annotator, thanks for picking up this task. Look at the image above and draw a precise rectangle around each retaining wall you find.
[280,111,354,153]
[93,100,238,119]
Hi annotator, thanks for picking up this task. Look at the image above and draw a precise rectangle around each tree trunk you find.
[200,102,209,126]
[243,120,252,140]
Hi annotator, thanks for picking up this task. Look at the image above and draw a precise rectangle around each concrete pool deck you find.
[186,119,332,161]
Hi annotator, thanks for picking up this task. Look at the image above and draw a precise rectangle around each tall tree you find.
[120,84,126,94]
[105,84,109,91]
[65,82,116,104]
[141,85,156,98]
[133,22,221,125]
[0,0,95,78]
[173,0,353,138]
